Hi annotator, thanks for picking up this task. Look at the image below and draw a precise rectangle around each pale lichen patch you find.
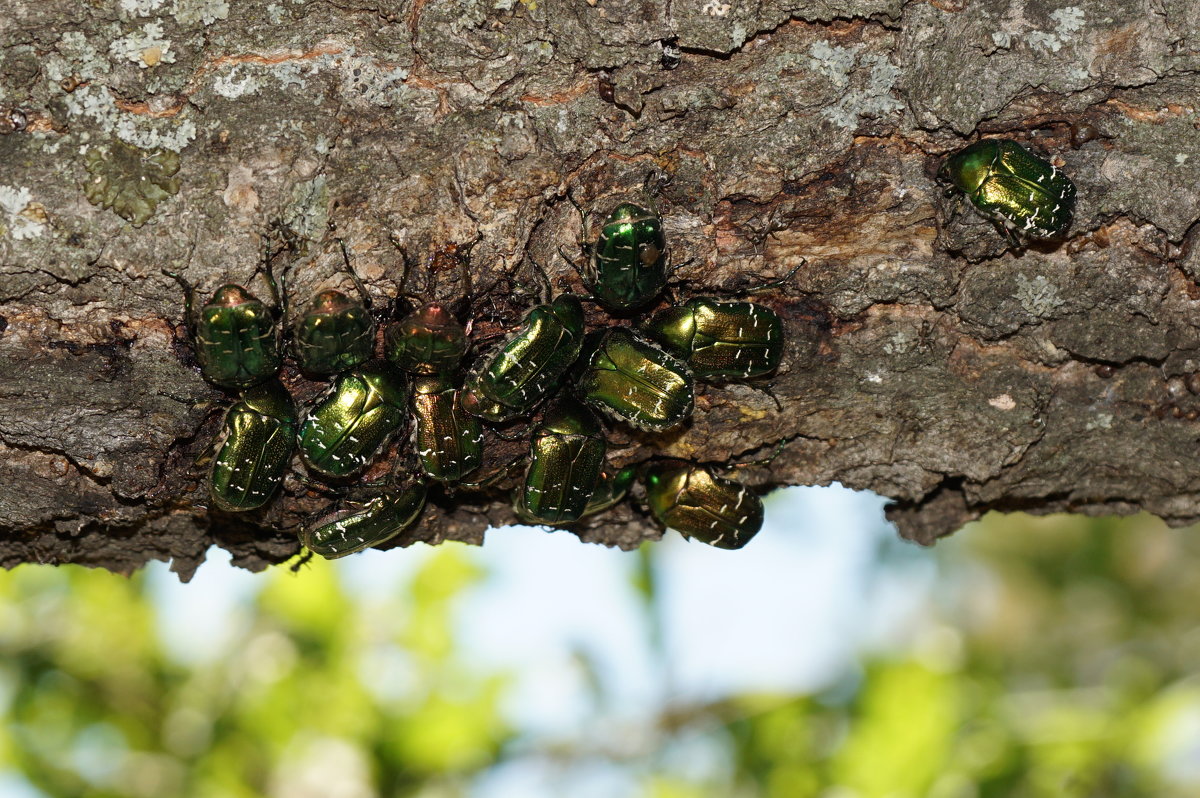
[45,31,111,84]
[110,23,177,69]
[65,84,197,152]
[172,0,230,26]
[1026,6,1086,53]
[338,53,411,107]
[213,65,262,99]
[119,0,166,16]
[282,175,329,242]
[808,41,903,130]
[0,186,48,240]
[1015,274,1064,318]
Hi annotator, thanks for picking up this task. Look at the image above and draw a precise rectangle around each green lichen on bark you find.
[83,139,181,227]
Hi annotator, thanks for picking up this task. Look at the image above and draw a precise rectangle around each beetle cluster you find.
[167,180,790,559]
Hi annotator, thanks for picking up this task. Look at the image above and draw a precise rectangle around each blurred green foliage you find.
[3,510,1200,797]
[0,548,510,797]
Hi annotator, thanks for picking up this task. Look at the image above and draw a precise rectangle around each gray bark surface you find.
[1,0,1198,576]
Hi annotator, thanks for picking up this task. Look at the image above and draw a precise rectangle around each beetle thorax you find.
[943,145,997,194]
[208,284,259,309]
[308,290,356,315]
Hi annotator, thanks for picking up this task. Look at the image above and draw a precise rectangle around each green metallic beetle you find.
[642,298,783,381]
[512,398,606,525]
[300,481,427,559]
[571,173,671,314]
[578,328,694,432]
[384,242,474,375]
[292,244,376,377]
[208,378,297,512]
[579,464,637,520]
[461,293,586,423]
[938,139,1076,242]
[164,264,283,391]
[298,360,408,479]
[411,375,484,483]
[643,461,764,549]
[385,303,468,375]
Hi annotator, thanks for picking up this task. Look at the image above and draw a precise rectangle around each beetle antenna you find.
[334,237,373,311]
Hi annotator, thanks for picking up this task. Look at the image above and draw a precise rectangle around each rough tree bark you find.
[1,0,1197,577]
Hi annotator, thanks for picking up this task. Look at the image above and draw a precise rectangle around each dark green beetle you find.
[385,303,468,375]
[512,398,606,525]
[643,461,764,549]
[298,360,408,479]
[579,464,637,519]
[642,298,783,381]
[209,378,297,512]
[938,139,1076,241]
[569,171,673,314]
[293,289,375,377]
[579,328,694,432]
[461,294,586,423]
[582,201,668,314]
[411,375,484,483]
[300,481,427,559]
[292,245,376,377]
[164,266,282,391]
[384,242,473,375]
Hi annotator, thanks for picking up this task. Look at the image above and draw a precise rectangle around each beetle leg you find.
[943,191,963,226]
[736,259,805,296]
[336,237,374,312]
[162,268,197,342]
[490,422,532,442]
[565,186,589,240]
[729,433,798,470]
[524,255,557,304]
[256,231,286,322]
[192,438,216,470]
[385,231,423,309]
[990,219,1021,249]
[294,474,342,499]
[452,162,483,227]
[641,168,670,216]
[665,254,696,283]
[749,382,784,413]
[452,454,523,492]
[559,244,587,281]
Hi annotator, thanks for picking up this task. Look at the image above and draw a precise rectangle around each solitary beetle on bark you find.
[938,138,1076,244]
